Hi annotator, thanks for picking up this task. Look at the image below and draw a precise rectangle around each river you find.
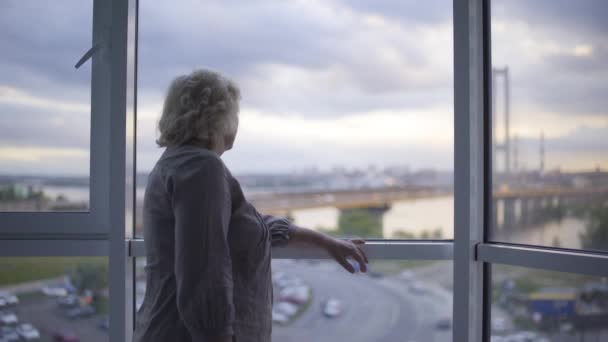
[40,186,588,249]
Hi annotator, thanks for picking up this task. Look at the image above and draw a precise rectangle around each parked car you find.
[0,312,18,325]
[322,298,342,318]
[57,295,80,308]
[0,293,18,307]
[271,311,289,325]
[273,274,302,290]
[274,301,299,317]
[279,285,311,305]
[0,326,19,342]
[16,323,40,341]
[0,299,5,309]
[52,331,80,342]
[65,305,95,320]
[41,286,68,297]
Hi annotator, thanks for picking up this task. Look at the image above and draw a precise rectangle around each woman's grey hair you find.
[156,69,241,149]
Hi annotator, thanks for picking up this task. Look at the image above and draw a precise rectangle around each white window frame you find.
[3,1,608,342]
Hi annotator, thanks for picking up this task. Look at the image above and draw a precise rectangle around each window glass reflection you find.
[490,0,608,252]
[0,1,93,212]
[136,0,454,240]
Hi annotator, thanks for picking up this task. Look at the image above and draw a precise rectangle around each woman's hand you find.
[287,226,368,273]
[324,238,369,273]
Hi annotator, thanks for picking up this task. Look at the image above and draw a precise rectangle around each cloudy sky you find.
[0,0,606,176]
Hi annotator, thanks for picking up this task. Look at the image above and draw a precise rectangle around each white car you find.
[409,281,427,294]
[41,286,68,297]
[0,311,18,325]
[279,285,311,305]
[16,324,40,341]
[399,270,415,282]
[274,274,303,290]
[271,310,289,325]
[274,301,299,317]
[0,298,6,308]
[322,298,342,318]
[0,293,18,306]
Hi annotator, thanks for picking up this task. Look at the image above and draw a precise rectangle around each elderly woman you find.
[133,69,368,342]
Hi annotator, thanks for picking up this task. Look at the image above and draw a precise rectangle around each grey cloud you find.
[338,0,452,24]
[0,1,93,92]
[137,0,454,116]
[493,0,608,38]
[492,0,608,118]
[0,104,89,149]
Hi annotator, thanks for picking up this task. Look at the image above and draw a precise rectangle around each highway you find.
[271,260,452,342]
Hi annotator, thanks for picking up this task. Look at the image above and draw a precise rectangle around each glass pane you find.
[136,259,452,341]
[491,264,608,341]
[0,257,109,342]
[0,1,92,212]
[490,0,608,252]
[136,1,454,239]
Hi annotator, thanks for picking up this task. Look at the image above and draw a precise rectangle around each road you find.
[271,260,452,342]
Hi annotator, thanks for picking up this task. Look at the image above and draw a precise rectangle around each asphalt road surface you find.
[271,260,452,342]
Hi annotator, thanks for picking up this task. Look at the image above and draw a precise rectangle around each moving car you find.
[399,270,415,282]
[409,281,427,295]
[322,298,343,318]
[16,323,40,341]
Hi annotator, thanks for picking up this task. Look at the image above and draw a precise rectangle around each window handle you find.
[74,43,102,69]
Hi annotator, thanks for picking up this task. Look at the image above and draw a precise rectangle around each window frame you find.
[0,0,116,238]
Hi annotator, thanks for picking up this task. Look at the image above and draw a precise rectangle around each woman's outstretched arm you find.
[261,214,368,273]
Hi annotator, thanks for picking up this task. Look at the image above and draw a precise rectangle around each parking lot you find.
[4,292,107,342]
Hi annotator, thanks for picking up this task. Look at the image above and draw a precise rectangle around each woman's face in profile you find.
[224,116,239,151]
